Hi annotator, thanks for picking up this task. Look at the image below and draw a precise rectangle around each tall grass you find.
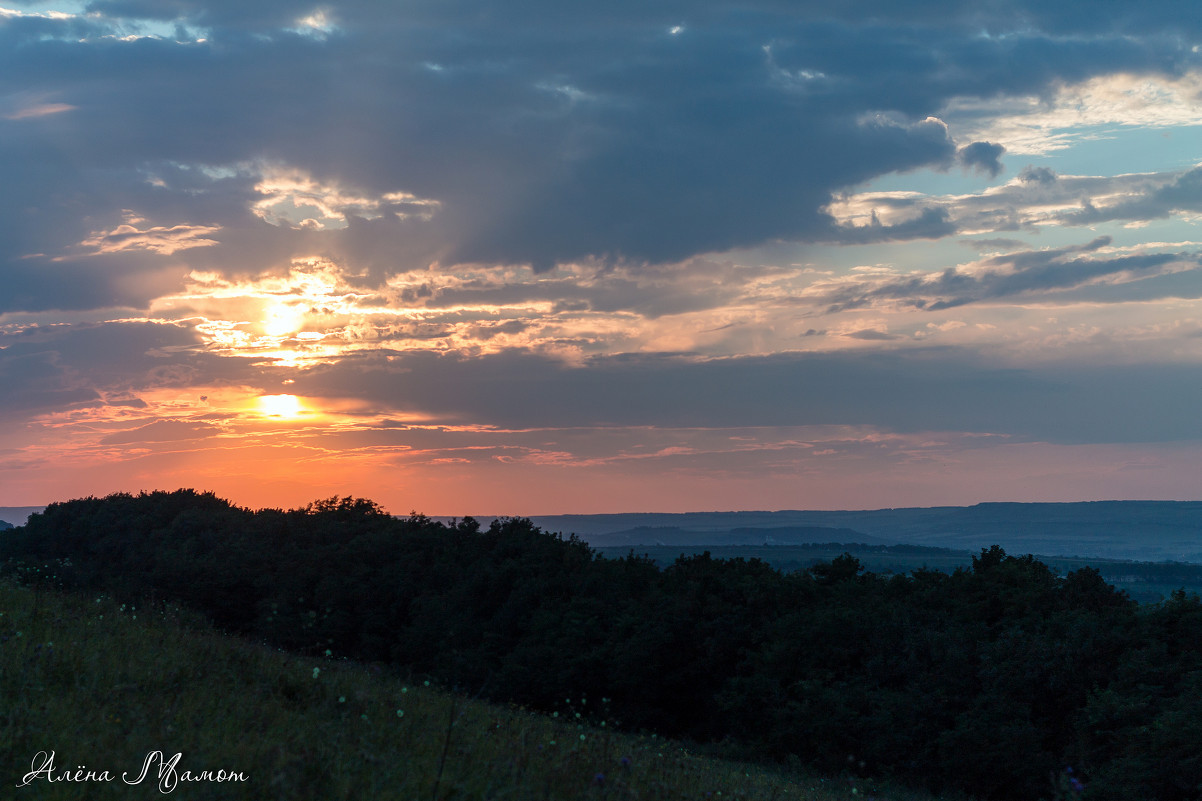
[0,579,953,800]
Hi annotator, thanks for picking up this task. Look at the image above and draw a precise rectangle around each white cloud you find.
[76,218,221,256]
[945,72,1202,155]
[251,164,439,230]
[0,5,76,20]
[828,164,1202,239]
[290,8,337,38]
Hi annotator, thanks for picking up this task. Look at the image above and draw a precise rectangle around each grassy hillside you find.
[0,580,950,801]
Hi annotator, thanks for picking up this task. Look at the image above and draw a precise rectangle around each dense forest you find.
[3,490,1201,801]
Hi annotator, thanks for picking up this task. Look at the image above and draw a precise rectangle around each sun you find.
[262,302,306,337]
[258,394,303,418]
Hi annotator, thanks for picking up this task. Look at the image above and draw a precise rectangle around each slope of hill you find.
[0,579,937,801]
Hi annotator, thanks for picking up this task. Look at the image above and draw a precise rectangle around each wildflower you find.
[396,710,404,717]
[312,667,321,679]
[619,756,632,768]
[339,696,346,703]
[592,773,605,786]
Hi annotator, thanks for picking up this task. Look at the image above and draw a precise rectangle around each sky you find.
[4,0,1202,514]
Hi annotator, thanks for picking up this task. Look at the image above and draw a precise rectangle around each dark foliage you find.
[3,490,1201,800]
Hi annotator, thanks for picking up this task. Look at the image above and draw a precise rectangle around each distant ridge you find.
[0,507,45,528]
[512,501,1202,562]
[573,524,882,547]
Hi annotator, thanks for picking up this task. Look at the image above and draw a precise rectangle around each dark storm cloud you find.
[74,0,1202,34]
[1057,167,1202,226]
[0,350,101,413]
[3,0,1199,311]
[0,320,259,423]
[960,238,1028,252]
[1019,166,1058,185]
[828,206,960,244]
[0,321,198,372]
[819,237,1195,312]
[0,254,189,314]
[958,141,1005,177]
[291,346,1202,444]
[1065,267,1202,304]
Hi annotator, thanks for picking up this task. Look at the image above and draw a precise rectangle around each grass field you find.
[0,579,963,801]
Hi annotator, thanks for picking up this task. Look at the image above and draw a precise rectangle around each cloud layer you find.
[5,0,1201,300]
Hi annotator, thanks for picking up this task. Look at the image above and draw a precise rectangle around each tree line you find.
[3,489,1201,800]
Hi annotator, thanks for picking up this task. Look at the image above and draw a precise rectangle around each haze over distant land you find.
[0,507,45,528]
[5,2,1202,510]
[466,500,1202,562]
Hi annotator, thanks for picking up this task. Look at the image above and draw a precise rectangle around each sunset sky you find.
[4,0,1202,514]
